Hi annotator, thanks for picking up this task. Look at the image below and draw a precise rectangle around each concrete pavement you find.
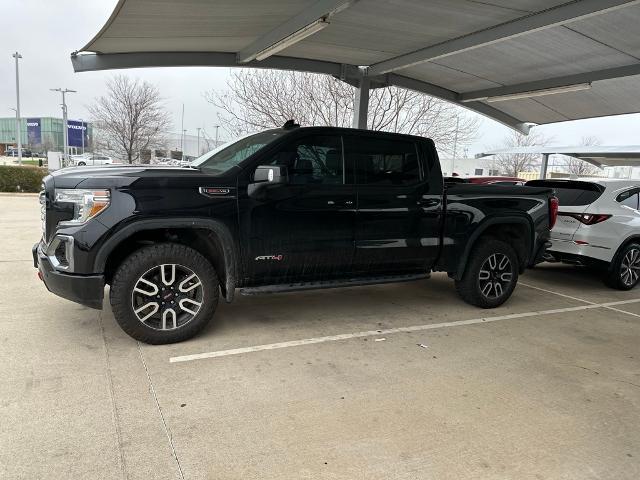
[1,194,638,479]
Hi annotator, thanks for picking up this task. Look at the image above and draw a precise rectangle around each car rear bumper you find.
[33,242,104,310]
[548,237,614,263]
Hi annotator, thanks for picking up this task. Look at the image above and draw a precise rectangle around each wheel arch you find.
[96,218,238,302]
[608,234,640,272]
[453,215,534,281]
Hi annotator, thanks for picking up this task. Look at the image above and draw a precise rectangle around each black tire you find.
[110,243,219,344]
[77,161,86,166]
[455,238,519,308]
[604,243,640,290]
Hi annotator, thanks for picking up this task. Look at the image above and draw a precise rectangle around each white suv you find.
[527,178,640,290]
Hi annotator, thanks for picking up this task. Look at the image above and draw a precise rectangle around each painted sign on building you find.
[67,120,88,147]
[26,118,41,145]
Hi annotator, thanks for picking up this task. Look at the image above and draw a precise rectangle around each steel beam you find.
[460,63,640,102]
[367,0,640,76]
[352,76,370,129]
[237,0,354,63]
[71,51,361,80]
[387,74,531,134]
[540,153,549,179]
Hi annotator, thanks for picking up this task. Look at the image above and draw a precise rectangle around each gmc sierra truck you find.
[34,124,557,344]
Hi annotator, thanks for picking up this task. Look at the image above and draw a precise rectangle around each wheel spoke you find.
[494,281,503,297]
[162,308,177,330]
[134,277,159,296]
[160,264,176,286]
[479,269,491,280]
[179,298,202,315]
[498,255,509,271]
[500,272,512,282]
[134,302,159,322]
[487,254,497,270]
[179,273,202,293]
[481,282,493,297]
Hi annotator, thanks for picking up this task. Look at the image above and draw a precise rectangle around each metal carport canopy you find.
[71,0,640,134]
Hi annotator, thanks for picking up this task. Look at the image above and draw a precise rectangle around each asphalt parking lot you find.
[1,193,639,480]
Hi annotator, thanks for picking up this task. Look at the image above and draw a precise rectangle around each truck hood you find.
[50,164,205,189]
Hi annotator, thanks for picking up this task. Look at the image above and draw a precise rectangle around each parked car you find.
[70,154,113,166]
[6,149,33,157]
[527,178,640,289]
[34,124,556,344]
[468,176,526,185]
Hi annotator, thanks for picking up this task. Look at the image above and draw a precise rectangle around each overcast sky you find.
[2,0,640,154]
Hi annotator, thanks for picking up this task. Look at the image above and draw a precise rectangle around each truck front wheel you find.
[455,238,519,308]
[110,243,219,344]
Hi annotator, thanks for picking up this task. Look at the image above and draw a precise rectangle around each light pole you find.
[214,125,220,146]
[50,88,76,163]
[196,127,201,155]
[12,52,22,165]
[182,129,187,160]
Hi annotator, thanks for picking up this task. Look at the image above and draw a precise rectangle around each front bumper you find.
[33,242,104,310]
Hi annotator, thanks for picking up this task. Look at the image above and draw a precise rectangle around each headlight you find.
[54,189,110,224]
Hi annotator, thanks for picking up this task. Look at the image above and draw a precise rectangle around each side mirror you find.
[253,165,287,184]
[248,165,288,199]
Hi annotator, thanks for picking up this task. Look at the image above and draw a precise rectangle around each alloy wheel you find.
[131,263,204,330]
[478,253,513,299]
[620,248,640,287]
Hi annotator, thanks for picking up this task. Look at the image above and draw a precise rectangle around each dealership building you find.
[0,117,92,155]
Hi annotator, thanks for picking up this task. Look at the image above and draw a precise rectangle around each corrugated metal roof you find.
[71,0,640,133]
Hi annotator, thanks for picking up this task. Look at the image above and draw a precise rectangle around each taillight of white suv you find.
[559,213,611,225]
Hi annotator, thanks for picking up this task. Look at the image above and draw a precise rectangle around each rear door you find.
[526,180,604,240]
[346,133,442,274]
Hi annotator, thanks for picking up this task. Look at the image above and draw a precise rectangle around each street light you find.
[50,88,76,163]
[12,52,22,165]
[196,127,201,155]
[79,118,85,155]
[213,125,220,146]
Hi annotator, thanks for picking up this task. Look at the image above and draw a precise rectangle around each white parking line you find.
[169,298,640,363]
[520,282,640,318]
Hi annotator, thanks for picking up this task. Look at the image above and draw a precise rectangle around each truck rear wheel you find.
[110,243,219,344]
[455,238,519,308]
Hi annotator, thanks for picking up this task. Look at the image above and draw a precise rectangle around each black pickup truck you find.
[34,125,557,344]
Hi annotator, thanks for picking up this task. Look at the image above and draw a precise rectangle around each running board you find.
[239,273,430,295]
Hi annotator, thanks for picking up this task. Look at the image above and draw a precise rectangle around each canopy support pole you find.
[352,76,370,129]
[540,153,549,179]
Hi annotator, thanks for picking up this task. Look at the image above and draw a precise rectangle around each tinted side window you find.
[347,136,421,186]
[617,189,639,209]
[265,135,344,185]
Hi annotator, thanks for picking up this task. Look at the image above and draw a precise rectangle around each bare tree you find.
[88,75,171,163]
[563,135,602,177]
[493,130,551,177]
[205,70,479,156]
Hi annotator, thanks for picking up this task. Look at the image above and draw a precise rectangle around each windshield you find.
[191,130,285,173]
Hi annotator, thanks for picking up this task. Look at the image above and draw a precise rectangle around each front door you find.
[345,133,442,274]
[242,134,356,284]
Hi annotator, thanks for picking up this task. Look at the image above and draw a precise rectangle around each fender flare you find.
[94,218,239,302]
[453,215,534,280]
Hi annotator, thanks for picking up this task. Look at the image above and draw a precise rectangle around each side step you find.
[239,273,430,295]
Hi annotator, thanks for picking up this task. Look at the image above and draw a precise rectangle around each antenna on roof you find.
[283,119,300,129]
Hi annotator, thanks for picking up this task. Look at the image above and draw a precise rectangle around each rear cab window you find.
[344,135,422,186]
[526,180,604,206]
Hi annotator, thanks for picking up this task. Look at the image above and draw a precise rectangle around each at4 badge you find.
[255,254,284,261]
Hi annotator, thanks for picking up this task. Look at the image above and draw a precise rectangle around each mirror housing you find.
[248,165,288,199]
[253,165,287,184]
